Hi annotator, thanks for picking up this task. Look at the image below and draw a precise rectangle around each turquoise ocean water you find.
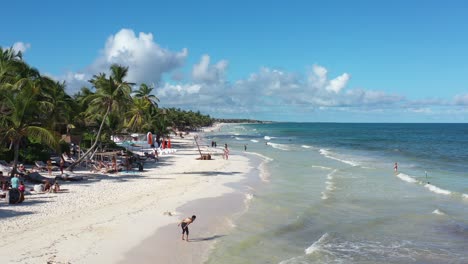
[204,123,467,264]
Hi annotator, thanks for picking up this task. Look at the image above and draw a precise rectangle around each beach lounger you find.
[34,161,48,171]
[35,161,59,171]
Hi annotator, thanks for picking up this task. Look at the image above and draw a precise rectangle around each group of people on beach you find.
[0,171,23,192]
[0,170,61,204]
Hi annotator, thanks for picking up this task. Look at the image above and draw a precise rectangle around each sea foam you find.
[305,233,330,254]
[267,142,291,151]
[432,209,446,215]
[396,173,418,184]
[319,149,359,166]
[424,183,451,195]
[311,165,332,170]
[321,170,337,200]
[250,139,259,143]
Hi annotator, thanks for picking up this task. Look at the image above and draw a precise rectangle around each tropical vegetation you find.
[0,47,214,175]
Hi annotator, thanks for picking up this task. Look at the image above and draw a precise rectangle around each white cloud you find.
[409,108,433,114]
[343,89,404,106]
[454,93,468,105]
[12,42,31,53]
[326,73,350,93]
[158,83,201,98]
[63,28,188,94]
[307,64,350,93]
[192,55,228,83]
[308,65,328,88]
[156,64,404,118]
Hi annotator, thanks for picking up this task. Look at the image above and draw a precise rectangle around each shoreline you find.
[120,150,265,264]
[0,124,263,263]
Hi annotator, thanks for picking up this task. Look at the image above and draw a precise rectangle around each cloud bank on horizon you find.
[5,28,468,122]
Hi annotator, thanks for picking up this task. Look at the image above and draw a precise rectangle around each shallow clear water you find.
[204,123,468,264]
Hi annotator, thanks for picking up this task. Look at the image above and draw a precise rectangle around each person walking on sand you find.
[394,162,398,174]
[178,215,196,241]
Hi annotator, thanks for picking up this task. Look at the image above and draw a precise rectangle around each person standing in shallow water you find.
[394,162,398,174]
[178,215,196,241]
[223,144,229,160]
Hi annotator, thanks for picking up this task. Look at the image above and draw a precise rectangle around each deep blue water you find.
[251,123,468,178]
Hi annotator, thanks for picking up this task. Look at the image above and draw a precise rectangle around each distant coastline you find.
[214,118,272,124]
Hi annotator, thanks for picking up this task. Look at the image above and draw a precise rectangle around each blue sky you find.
[2,0,468,122]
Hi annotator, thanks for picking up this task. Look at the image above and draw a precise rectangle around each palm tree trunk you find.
[67,105,111,171]
[10,139,20,177]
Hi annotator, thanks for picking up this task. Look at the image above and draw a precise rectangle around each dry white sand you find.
[0,130,257,264]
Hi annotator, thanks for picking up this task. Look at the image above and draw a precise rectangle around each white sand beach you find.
[0,129,256,264]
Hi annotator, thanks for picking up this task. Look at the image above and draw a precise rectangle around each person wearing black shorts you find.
[178,215,196,241]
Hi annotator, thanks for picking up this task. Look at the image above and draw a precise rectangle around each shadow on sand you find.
[188,234,226,242]
[0,208,35,219]
[181,171,241,176]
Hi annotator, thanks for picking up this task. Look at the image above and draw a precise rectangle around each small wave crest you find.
[264,136,272,140]
[319,149,359,166]
[321,170,337,200]
[268,142,291,151]
[432,209,446,215]
[243,193,255,210]
[305,233,330,255]
[396,173,418,183]
[250,139,259,143]
[249,152,273,182]
[282,235,460,263]
[311,165,332,170]
[235,137,242,140]
[301,145,311,149]
[278,233,331,264]
[248,152,274,162]
[424,183,451,196]
[396,173,454,196]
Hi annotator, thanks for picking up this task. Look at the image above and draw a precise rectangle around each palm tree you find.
[0,62,58,176]
[39,78,75,133]
[134,83,159,108]
[126,97,151,132]
[67,64,134,170]
[0,47,24,84]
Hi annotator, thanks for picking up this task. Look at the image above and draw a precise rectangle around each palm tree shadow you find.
[188,234,225,242]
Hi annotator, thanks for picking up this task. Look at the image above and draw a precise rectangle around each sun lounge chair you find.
[0,160,12,173]
[35,161,48,171]
[35,161,59,171]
